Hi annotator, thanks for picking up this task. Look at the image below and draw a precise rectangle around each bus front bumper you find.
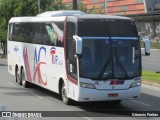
[77,86,141,102]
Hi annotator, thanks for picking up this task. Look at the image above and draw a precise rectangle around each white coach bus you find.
[8,11,142,104]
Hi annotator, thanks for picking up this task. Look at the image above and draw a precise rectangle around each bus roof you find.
[9,14,132,24]
[37,10,86,17]
[68,14,132,20]
[9,16,66,23]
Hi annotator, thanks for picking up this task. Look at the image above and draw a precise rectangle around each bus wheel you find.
[61,82,70,105]
[15,66,19,82]
[145,52,150,56]
[16,67,22,85]
[21,68,29,88]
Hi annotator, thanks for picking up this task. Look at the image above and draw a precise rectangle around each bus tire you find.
[21,68,29,88]
[16,67,22,85]
[61,82,70,105]
[15,65,18,82]
[145,52,150,56]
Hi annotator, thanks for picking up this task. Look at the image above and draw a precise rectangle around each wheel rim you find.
[22,70,25,85]
[62,84,67,102]
[16,71,18,82]
[16,68,20,83]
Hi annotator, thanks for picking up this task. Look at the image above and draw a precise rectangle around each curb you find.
[141,48,160,51]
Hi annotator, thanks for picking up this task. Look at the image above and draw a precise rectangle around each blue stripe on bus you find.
[81,36,138,40]
[81,37,110,39]
[111,37,138,40]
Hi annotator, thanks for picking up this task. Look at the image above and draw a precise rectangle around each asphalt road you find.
[142,49,160,72]
[0,58,160,120]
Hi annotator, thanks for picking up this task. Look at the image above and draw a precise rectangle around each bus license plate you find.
[108,93,118,97]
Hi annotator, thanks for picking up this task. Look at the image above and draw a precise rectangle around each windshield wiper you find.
[115,48,130,78]
[98,58,111,78]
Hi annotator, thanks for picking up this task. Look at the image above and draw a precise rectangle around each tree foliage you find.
[0,0,56,56]
[0,0,96,56]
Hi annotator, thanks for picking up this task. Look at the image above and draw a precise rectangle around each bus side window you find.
[45,23,55,46]
[8,24,13,41]
[54,22,64,47]
[38,23,50,45]
[19,24,27,42]
[12,23,21,42]
[33,23,40,44]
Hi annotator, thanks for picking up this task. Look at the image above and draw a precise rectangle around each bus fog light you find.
[80,82,95,89]
[130,81,141,88]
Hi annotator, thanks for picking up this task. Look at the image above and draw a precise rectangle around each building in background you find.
[62,0,160,15]
[107,0,160,15]
[63,0,105,13]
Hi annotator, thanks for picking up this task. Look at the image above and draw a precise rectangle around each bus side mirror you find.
[144,38,150,56]
[73,35,82,55]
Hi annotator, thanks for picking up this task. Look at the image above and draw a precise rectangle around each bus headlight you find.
[80,82,96,89]
[130,81,141,88]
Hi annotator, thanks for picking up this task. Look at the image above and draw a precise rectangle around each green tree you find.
[0,0,55,57]
[0,0,96,57]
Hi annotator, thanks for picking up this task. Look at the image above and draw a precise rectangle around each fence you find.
[127,11,160,42]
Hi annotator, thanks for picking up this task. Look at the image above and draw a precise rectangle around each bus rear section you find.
[65,15,142,103]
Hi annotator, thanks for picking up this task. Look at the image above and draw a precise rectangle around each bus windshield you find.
[78,20,141,80]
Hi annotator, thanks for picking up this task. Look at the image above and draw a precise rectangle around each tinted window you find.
[8,24,13,41]
[10,22,64,47]
[78,19,138,37]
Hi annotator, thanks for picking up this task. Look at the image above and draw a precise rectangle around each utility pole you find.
[104,0,108,14]
[38,0,40,14]
[73,0,77,10]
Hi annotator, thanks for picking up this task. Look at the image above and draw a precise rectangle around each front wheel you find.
[61,82,70,105]
[145,51,150,56]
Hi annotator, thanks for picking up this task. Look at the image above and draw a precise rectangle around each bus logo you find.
[14,45,19,52]
[50,47,58,64]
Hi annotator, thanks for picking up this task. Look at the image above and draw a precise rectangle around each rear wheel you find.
[21,68,29,88]
[61,82,70,105]
[15,66,18,82]
[16,67,22,85]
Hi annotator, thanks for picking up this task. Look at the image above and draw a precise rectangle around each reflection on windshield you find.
[80,38,112,79]
[112,39,141,79]
[79,38,141,80]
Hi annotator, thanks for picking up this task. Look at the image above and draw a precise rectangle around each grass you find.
[140,41,160,49]
[142,70,160,84]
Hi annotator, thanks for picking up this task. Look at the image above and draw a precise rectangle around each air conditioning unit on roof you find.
[37,10,86,17]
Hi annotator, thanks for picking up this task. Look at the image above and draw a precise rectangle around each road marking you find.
[31,93,43,99]
[129,100,151,107]
[7,82,16,86]
[78,114,93,120]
